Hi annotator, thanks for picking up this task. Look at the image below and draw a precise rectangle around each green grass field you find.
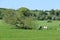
[0,20,60,40]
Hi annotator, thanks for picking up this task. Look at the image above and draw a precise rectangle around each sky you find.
[0,0,60,10]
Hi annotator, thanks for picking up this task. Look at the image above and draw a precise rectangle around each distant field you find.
[34,20,60,30]
[0,20,60,40]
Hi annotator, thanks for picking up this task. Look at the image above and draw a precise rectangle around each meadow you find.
[0,20,60,40]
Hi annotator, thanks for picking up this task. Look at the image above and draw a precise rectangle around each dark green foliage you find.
[3,10,17,25]
[17,7,31,17]
[50,9,55,15]
[47,20,52,23]
[0,11,2,19]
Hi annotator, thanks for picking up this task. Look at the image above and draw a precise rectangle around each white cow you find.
[43,26,48,29]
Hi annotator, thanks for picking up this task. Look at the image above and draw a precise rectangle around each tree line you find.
[0,7,60,29]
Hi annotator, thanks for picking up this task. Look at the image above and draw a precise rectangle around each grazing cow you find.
[38,26,42,30]
[43,26,48,30]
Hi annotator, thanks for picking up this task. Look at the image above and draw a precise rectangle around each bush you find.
[47,20,52,23]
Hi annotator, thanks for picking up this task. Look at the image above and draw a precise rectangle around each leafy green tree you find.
[0,8,6,19]
[15,7,35,29]
[50,9,55,15]
[17,7,30,17]
[3,10,17,25]
[0,11,2,19]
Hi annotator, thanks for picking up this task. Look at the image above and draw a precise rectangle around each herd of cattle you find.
[16,24,60,30]
[22,26,48,30]
[38,26,48,30]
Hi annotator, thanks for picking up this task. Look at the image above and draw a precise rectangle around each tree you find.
[3,10,17,25]
[50,9,55,15]
[55,10,60,16]
[23,17,35,29]
[0,8,7,19]
[0,11,2,19]
[15,7,35,29]
[17,7,30,17]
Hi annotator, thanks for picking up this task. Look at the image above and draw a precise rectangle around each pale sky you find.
[0,0,60,10]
